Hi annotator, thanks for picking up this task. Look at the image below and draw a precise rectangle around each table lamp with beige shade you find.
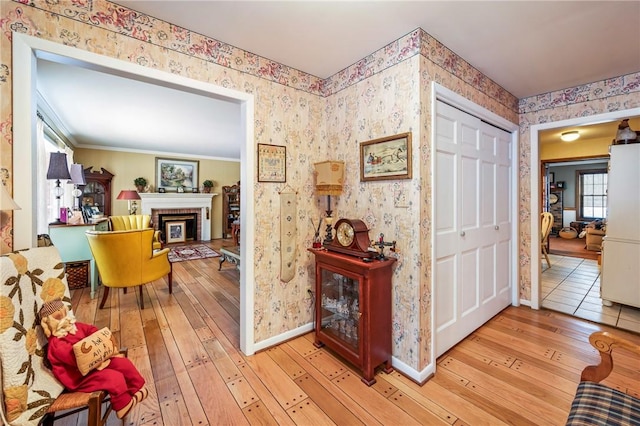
[314,161,344,245]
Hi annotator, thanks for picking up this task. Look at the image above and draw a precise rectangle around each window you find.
[36,113,75,234]
[577,169,607,221]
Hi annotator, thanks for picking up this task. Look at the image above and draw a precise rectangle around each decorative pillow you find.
[72,327,116,376]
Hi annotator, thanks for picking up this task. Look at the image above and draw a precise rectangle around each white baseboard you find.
[253,322,314,352]
[391,356,434,384]
[254,323,435,385]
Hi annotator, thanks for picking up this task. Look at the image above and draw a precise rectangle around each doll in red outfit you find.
[39,299,148,419]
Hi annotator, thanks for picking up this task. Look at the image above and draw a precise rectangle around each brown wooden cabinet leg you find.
[361,374,376,386]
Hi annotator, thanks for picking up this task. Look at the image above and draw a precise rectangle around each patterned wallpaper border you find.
[16,0,519,115]
[519,72,640,115]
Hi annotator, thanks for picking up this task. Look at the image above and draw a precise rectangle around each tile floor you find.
[541,253,640,333]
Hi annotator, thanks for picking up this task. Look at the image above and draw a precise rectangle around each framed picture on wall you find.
[257,144,286,182]
[556,181,565,189]
[156,157,199,192]
[360,132,412,181]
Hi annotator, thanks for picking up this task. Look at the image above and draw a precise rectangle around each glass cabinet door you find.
[319,268,361,352]
[82,182,106,213]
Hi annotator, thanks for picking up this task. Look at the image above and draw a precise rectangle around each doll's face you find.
[50,309,66,321]
[41,306,77,338]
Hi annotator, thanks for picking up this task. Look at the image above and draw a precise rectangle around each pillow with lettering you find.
[72,327,116,376]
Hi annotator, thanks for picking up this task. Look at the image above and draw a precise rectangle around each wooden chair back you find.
[541,212,554,244]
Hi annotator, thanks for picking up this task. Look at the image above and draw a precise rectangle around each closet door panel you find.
[435,100,513,358]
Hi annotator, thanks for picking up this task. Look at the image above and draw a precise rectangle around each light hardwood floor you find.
[62,239,640,426]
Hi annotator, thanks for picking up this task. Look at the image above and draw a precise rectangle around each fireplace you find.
[159,213,197,242]
[139,193,217,241]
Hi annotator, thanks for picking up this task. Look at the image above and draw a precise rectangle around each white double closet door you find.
[434,100,513,358]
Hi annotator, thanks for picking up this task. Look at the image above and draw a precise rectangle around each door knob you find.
[460,231,466,237]
[495,225,499,230]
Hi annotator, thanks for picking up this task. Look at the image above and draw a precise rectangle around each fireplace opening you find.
[159,213,197,243]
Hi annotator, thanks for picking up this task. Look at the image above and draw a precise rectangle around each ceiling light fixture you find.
[561,131,580,142]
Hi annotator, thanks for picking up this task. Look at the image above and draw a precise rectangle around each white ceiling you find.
[36,1,640,159]
[37,59,242,160]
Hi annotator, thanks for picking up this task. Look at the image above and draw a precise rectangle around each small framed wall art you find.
[166,221,186,244]
[257,143,286,182]
[360,132,412,181]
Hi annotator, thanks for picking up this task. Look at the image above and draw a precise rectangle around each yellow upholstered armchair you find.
[109,214,162,250]
[86,229,172,309]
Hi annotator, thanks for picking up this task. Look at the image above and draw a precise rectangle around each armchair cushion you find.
[109,215,162,250]
[0,247,68,424]
[567,381,640,425]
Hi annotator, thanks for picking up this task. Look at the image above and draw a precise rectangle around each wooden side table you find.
[219,246,240,271]
[231,223,240,245]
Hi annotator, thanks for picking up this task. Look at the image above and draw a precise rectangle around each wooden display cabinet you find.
[222,182,240,239]
[81,167,114,217]
[309,248,396,385]
[549,188,563,236]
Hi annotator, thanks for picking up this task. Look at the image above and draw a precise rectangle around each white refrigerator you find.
[601,143,640,308]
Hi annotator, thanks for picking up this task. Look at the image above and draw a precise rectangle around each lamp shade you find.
[69,164,86,185]
[46,152,71,180]
[314,161,344,195]
[117,190,141,201]
[0,184,20,211]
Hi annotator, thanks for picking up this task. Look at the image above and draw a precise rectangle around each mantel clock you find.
[325,218,374,258]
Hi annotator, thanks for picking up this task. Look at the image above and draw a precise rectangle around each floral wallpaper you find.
[517,72,640,301]
[2,0,638,374]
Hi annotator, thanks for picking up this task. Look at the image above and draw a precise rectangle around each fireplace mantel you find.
[139,193,218,241]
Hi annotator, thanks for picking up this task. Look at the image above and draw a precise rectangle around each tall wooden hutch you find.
[81,167,114,216]
[222,182,240,239]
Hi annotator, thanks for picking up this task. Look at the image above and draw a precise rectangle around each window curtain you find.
[36,117,51,234]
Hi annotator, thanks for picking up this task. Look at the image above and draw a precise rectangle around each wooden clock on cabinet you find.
[325,218,375,258]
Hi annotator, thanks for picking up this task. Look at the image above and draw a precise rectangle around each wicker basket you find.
[65,261,90,289]
[559,227,578,239]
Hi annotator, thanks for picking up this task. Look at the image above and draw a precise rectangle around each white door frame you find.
[12,33,257,356]
[431,82,519,366]
[529,107,640,309]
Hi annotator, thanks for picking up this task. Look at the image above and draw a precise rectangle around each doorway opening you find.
[13,33,257,355]
[530,109,640,332]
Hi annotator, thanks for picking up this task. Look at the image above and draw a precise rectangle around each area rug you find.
[168,245,220,263]
[548,236,599,260]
